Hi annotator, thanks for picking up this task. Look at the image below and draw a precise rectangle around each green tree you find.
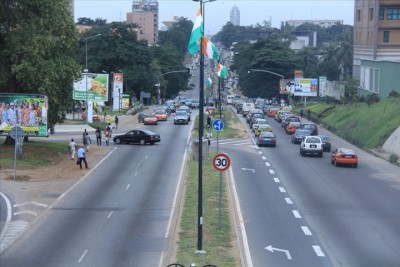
[0,0,81,126]
[158,17,193,56]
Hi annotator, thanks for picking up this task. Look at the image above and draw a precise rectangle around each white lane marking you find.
[313,246,326,257]
[292,210,302,218]
[269,169,275,175]
[0,192,12,248]
[54,147,118,205]
[273,178,280,183]
[261,156,266,160]
[125,184,131,191]
[78,249,88,263]
[258,151,263,154]
[301,226,312,235]
[285,198,293,204]
[107,211,114,219]
[229,167,253,267]
[134,171,138,176]
[145,155,148,159]
[279,187,286,193]
[265,162,270,167]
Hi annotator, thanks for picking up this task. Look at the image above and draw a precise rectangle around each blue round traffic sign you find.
[212,119,224,131]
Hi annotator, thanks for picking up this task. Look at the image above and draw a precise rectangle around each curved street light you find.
[157,69,190,104]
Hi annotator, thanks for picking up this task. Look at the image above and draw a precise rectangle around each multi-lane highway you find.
[213,107,400,266]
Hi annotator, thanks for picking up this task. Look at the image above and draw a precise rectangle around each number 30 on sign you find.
[213,153,231,172]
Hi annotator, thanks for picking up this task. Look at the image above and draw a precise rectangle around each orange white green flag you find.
[188,8,203,55]
[217,63,228,79]
[202,37,219,61]
[206,75,212,88]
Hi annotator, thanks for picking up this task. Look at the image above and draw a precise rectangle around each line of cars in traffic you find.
[242,104,359,167]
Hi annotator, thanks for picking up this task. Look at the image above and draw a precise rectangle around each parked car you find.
[300,135,323,157]
[138,112,151,123]
[292,129,312,144]
[113,129,161,145]
[256,131,276,147]
[331,148,358,167]
[318,135,332,152]
[174,111,190,125]
[82,111,100,121]
[299,123,318,135]
[143,114,158,125]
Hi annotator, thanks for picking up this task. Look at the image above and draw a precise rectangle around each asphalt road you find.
[212,107,400,266]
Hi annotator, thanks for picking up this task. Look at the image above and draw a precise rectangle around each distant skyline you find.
[74,0,355,34]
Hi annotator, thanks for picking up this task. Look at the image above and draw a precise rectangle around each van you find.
[227,95,235,105]
[242,102,255,117]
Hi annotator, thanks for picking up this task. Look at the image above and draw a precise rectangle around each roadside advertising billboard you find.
[73,73,109,101]
[294,78,318,96]
[280,79,295,95]
[112,73,123,111]
[294,70,303,78]
[121,94,130,110]
[0,93,48,137]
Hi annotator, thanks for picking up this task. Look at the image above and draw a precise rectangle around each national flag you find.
[188,8,203,55]
[217,63,228,79]
[206,76,212,88]
[203,37,219,61]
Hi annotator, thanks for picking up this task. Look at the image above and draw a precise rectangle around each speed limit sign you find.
[213,153,231,172]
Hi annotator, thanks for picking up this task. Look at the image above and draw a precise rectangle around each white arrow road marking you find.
[241,168,255,173]
[14,201,48,208]
[13,210,38,217]
[265,245,292,260]
[313,246,326,257]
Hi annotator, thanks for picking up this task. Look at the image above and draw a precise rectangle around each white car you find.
[300,136,323,157]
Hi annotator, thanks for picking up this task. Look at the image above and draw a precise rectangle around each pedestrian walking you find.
[84,132,91,152]
[105,129,111,146]
[76,146,88,169]
[69,139,76,160]
[114,115,119,130]
[307,108,311,121]
[95,127,102,146]
[300,108,304,118]
[82,129,87,144]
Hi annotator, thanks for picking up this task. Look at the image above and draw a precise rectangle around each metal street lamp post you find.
[248,68,285,101]
[157,70,190,105]
[84,33,102,124]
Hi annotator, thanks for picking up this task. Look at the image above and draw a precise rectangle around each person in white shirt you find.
[69,139,76,160]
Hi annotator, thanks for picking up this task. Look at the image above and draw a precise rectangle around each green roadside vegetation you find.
[175,107,242,267]
[296,98,400,149]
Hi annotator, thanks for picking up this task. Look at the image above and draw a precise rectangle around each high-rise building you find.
[126,0,158,45]
[286,20,343,28]
[69,0,74,18]
[230,5,240,26]
[353,0,400,97]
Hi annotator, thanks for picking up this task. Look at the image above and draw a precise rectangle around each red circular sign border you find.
[213,153,231,172]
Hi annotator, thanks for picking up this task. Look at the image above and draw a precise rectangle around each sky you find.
[74,0,355,35]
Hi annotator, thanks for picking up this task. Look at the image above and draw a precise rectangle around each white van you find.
[227,95,235,105]
[242,102,255,117]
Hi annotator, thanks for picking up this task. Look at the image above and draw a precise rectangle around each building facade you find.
[353,0,400,97]
[230,5,240,26]
[286,20,343,28]
[126,0,159,45]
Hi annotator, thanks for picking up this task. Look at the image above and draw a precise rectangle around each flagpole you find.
[196,0,206,254]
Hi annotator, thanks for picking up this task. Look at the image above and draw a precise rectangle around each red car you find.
[82,111,100,121]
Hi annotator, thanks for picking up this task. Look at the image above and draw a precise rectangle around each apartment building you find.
[354,0,400,97]
[230,6,240,26]
[126,0,159,45]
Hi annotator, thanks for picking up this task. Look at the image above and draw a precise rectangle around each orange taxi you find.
[143,114,158,125]
[266,108,279,118]
[331,148,358,168]
[286,121,301,134]
[155,109,168,121]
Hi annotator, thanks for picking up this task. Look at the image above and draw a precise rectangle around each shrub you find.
[389,153,399,164]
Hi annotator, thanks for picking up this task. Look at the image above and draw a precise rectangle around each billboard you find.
[73,73,109,101]
[280,79,295,95]
[0,93,48,137]
[294,78,318,96]
[112,73,123,111]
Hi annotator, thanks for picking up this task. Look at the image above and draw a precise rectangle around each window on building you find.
[383,31,390,42]
[357,9,361,21]
[369,8,374,20]
[387,8,400,20]
[379,8,384,20]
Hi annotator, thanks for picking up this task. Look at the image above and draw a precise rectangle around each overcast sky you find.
[74,0,355,35]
